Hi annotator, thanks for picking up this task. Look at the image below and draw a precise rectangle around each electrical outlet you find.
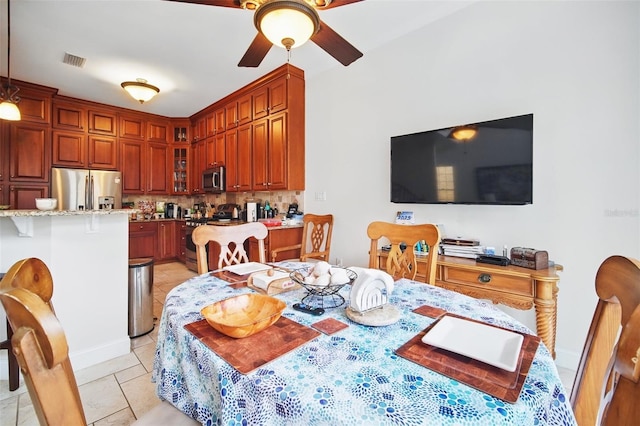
[315,191,327,201]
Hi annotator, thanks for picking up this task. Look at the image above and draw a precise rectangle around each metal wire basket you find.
[290,268,357,309]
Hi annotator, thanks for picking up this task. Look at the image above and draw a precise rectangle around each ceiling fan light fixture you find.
[255,0,320,50]
[449,125,478,142]
[121,78,160,104]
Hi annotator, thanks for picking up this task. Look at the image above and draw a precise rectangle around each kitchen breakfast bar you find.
[0,209,131,379]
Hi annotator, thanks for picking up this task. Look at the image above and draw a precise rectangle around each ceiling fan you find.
[167,0,364,67]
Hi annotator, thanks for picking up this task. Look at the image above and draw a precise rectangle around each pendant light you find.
[0,0,21,121]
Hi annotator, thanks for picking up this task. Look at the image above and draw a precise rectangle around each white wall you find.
[303,1,640,370]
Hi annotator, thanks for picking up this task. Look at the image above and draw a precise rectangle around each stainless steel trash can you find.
[128,258,154,337]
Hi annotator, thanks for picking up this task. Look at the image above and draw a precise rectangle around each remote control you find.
[292,303,325,316]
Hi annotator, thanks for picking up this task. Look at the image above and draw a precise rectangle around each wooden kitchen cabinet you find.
[146,142,170,194]
[7,183,49,209]
[158,221,176,260]
[213,108,225,135]
[176,221,187,262]
[225,123,252,192]
[87,135,118,169]
[120,114,145,140]
[120,140,169,194]
[52,126,118,170]
[129,222,158,259]
[8,122,50,182]
[52,100,118,169]
[52,101,86,132]
[172,121,189,143]
[186,64,304,192]
[10,85,53,125]
[171,146,189,194]
[147,120,170,143]
[190,139,206,194]
[129,220,181,262]
[120,139,145,193]
[53,101,118,137]
[248,226,303,263]
[225,94,252,129]
[88,109,117,136]
[193,114,207,141]
[205,133,225,168]
[252,112,287,190]
[252,75,288,120]
[52,130,86,168]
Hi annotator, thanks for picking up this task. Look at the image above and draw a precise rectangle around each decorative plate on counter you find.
[0,205,11,210]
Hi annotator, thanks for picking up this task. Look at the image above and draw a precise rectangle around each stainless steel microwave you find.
[203,165,225,193]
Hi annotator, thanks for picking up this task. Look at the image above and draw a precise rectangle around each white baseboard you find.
[0,338,130,381]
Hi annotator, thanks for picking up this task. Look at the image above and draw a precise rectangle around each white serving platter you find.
[421,315,524,372]
[223,262,271,276]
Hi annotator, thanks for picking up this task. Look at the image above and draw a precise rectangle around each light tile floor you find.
[0,262,577,425]
[0,262,197,426]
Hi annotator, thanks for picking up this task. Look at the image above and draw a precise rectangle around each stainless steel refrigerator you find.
[51,167,122,211]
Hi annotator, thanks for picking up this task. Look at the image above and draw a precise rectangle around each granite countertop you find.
[0,209,136,217]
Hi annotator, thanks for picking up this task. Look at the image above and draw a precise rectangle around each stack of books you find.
[440,237,484,259]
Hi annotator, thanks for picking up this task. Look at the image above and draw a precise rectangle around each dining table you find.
[152,261,577,425]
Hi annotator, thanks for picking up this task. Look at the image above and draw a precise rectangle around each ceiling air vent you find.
[63,52,86,68]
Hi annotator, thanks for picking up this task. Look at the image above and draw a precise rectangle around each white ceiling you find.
[1,0,474,118]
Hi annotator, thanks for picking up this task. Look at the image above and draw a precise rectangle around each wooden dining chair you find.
[0,257,55,392]
[271,213,334,262]
[0,286,200,425]
[192,222,269,274]
[570,255,640,425]
[367,221,441,283]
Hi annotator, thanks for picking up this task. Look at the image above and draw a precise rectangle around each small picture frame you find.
[395,211,414,224]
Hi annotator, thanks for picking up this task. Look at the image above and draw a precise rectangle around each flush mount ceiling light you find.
[0,0,21,121]
[449,125,478,142]
[121,78,160,104]
[254,0,320,51]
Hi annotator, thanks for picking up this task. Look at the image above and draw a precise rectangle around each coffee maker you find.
[244,200,261,222]
[165,202,175,218]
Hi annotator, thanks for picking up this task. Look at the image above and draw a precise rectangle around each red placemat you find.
[312,318,349,335]
[210,270,249,288]
[185,316,320,374]
[413,305,446,318]
[395,314,540,403]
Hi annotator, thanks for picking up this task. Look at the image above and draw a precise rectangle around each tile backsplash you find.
[123,190,304,217]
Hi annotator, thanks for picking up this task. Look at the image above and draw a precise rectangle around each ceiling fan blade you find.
[164,0,241,8]
[238,32,273,67]
[317,0,364,10]
[311,20,363,66]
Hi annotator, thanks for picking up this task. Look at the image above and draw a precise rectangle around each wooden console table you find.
[377,251,562,358]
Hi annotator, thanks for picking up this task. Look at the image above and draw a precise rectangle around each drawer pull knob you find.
[478,273,492,283]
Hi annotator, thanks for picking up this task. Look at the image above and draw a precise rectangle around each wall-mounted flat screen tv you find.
[391,114,533,205]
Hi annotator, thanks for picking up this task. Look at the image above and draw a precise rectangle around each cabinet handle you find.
[478,273,492,284]
[139,225,143,229]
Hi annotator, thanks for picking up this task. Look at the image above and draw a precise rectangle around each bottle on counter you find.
[264,201,272,218]
[232,206,238,219]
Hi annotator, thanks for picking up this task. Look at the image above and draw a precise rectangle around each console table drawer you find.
[441,267,534,297]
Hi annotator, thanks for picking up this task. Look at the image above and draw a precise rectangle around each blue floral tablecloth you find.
[153,262,576,425]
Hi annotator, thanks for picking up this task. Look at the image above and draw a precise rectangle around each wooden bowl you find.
[200,293,286,338]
